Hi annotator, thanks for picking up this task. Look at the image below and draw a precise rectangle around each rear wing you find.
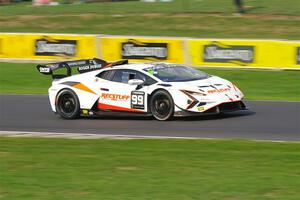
[37,58,128,79]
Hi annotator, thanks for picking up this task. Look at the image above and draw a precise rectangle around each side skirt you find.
[94,110,152,117]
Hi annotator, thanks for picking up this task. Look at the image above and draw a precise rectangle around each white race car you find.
[37,58,247,121]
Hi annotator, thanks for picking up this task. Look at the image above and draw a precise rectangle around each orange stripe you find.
[73,83,96,94]
[103,63,113,69]
[98,103,144,113]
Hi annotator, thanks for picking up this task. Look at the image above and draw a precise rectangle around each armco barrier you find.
[100,36,185,64]
[0,33,98,60]
[0,32,299,70]
[187,39,300,69]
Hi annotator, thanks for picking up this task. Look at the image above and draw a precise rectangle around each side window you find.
[144,75,157,86]
[112,70,134,83]
[135,72,157,86]
[111,69,144,84]
[96,70,115,81]
[101,69,157,85]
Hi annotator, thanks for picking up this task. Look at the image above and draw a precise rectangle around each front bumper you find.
[174,101,247,117]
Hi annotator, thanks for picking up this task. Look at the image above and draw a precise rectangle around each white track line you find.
[0,131,199,140]
[0,131,298,143]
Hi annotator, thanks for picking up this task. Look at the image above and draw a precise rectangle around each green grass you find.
[0,62,52,94]
[1,62,300,101]
[0,0,299,39]
[1,0,299,16]
[0,137,299,200]
[203,68,300,101]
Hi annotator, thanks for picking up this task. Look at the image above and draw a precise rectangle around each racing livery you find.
[37,58,247,121]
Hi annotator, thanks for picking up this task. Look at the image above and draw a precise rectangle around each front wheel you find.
[55,89,80,119]
[150,90,174,121]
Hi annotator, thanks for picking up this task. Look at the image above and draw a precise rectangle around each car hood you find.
[167,76,232,93]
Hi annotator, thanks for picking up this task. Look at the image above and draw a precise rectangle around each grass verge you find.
[0,137,299,200]
[1,0,300,16]
[0,0,299,39]
[0,62,299,101]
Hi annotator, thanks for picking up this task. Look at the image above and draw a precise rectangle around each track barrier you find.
[0,33,299,70]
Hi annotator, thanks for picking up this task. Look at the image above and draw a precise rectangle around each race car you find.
[37,58,247,121]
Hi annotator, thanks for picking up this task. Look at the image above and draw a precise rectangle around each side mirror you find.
[128,79,144,86]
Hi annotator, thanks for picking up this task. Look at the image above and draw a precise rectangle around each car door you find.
[96,69,148,113]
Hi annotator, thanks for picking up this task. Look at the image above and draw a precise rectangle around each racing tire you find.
[150,90,174,121]
[55,89,80,119]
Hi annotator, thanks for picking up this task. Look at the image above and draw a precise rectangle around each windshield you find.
[143,64,209,82]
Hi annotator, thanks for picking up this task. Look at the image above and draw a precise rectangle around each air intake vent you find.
[218,101,243,112]
[198,85,209,88]
[198,102,207,107]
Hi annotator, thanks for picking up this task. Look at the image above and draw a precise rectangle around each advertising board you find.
[188,39,300,69]
[100,37,185,64]
[0,33,97,60]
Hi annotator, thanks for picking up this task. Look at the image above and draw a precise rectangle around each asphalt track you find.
[0,94,299,141]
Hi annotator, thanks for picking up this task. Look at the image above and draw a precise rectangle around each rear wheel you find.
[150,90,174,121]
[56,89,80,119]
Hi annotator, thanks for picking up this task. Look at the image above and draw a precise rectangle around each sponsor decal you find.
[101,93,130,101]
[122,39,168,60]
[82,109,89,115]
[35,37,77,56]
[203,41,254,65]
[78,64,102,72]
[297,47,300,65]
[39,67,50,73]
[207,88,230,94]
[198,107,205,112]
[67,60,87,66]
[131,91,145,109]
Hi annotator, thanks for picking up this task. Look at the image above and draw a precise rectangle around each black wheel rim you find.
[58,94,76,115]
[153,94,171,118]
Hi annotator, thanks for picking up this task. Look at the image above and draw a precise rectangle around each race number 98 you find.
[131,91,145,109]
